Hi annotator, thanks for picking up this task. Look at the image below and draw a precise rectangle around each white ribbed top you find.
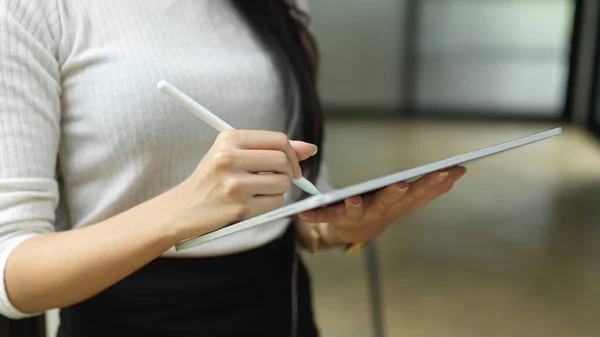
[0,0,326,319]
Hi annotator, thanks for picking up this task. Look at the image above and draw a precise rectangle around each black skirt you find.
[57,225,319,337]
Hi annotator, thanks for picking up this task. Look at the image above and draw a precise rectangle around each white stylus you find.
[157,80,320,195]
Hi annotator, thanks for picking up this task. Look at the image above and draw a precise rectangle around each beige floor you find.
[45,118,600,337]
[303,118,600,337]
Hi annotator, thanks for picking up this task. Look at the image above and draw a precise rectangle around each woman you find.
[0,0,465,336]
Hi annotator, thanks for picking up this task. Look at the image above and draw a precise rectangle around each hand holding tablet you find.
[296,166,467,251]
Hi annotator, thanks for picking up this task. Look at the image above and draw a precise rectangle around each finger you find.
[245,194,286,219]
[405,166,463,201]
[235,150,295,178]
[366,182,409,215]
[224,173,292,197]
[251,173,294,196]
[289,140,318,161]
[391,166,466,212]
[299,167,465,223]
[218,130,303,179]
[410,181,455,211]
[344,196,364,221]
[298,204,346,223]
[410,167,466,209]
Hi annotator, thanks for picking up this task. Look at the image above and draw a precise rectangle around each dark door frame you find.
[587,0,600,137]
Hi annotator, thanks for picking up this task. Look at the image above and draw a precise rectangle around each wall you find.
[416,0,573,115]
[309,0,407,109]
[309,0,574,116]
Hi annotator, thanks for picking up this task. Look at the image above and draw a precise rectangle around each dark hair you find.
[230,0,323,184]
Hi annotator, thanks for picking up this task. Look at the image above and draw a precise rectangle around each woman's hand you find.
[168,129,316,240]
[297,166,466,247]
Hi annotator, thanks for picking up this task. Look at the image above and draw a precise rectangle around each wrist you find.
[143,189,192,245]
[155,182,224,245]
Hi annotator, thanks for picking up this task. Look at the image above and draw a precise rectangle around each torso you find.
[55,0,300,256]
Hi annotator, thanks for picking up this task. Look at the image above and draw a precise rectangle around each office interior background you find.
[3,0,600,336]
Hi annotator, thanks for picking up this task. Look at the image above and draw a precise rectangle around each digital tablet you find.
[175,127,562,251]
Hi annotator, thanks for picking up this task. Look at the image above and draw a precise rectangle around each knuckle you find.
[273,132,289,148]
[222,178,246,196]
[280,174,293,188]
[213,151,236,170]
[276,151,290,168]
[217,129,235,142]
[271,175,292,194]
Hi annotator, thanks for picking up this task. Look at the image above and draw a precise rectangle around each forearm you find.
[4,189,190,314]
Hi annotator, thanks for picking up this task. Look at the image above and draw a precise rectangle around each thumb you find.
[289,140,318,161]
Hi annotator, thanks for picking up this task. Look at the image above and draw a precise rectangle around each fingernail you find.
[350,197,362,207]
[397,186,408,193]
[310,145,318,156]
[437,171,449,182]
[298,212,308,219]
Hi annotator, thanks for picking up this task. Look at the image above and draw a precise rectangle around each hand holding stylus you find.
[165,128,318,239]
[158,80,320,195]
[157,80,319,239]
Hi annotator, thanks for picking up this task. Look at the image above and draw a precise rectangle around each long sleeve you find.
[0,0,62,319]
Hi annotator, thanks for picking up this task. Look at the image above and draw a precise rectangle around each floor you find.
[45,118,600,337]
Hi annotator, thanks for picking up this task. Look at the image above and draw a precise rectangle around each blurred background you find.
[4,0,600,336]
[303,0,600,337]
[313,0,573,116]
